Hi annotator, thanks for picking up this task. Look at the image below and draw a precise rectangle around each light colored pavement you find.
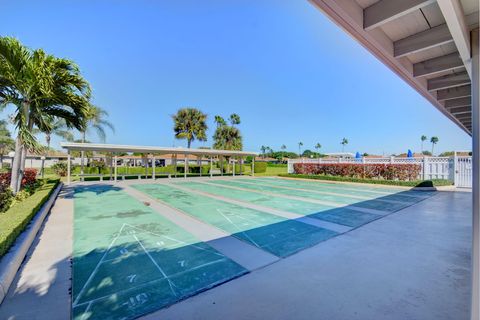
[0,180,472,320]
[143,191,471,320]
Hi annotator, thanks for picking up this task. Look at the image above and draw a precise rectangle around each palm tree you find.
[213,125,242,150]
[0,37,90,192]
[430,136,439,155]
[214,115,226,127]
[80,106,114,174]
[35,118,74,177]
[421,135,427,152]
[315,143,322,156]
[281,144,286,159]
[172,108,207,148]
[260,145,267,158]
[0,119,14,168]
[229,113,241,126]
[341,138,348,152]
[298,142,303,157]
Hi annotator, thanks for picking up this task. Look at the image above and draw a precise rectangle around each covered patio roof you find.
[310,0,478,134]
[60,142,258,157]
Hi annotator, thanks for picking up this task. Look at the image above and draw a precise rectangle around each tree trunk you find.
[10,136,23,193]
[17,140,28,193]
[187,139,191,148]
[40,135,50,179]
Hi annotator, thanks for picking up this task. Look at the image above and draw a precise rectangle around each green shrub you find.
[0,184,13,213]
[0,179,59,257]
[254,162,267,173]
[51,161,69,177]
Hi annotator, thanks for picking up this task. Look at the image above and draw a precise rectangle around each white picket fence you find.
[287,156,472,188]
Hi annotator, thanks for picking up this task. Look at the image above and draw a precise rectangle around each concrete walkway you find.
[0,188,73,320]
[143,191,471,320]
[0,184,472,320]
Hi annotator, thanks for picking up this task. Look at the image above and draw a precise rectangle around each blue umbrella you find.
[355,152,361,159]
[407,149,413,158]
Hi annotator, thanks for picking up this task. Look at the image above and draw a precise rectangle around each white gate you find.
[455,156,473,188]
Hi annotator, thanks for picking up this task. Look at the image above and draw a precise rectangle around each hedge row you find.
[254,162,267,173]
[293,163,421,181]
[0,179,60,257]
[278,174,453,187]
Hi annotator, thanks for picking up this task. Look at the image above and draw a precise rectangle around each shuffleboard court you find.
[176,181,382,228]
[72,185,246,320]
[237,178,436,204]
[245,177,436,199]
[205,179,416,212]
[132,184,338,257]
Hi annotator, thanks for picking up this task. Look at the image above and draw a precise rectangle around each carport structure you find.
[309,0,479,318]
[60,142,258,183]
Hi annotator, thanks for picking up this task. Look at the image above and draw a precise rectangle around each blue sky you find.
[1,0,472,155]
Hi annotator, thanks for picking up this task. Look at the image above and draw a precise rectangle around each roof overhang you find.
[309,0,478,135]
[60,142,258,157]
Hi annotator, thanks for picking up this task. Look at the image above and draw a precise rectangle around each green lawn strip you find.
[0,179,60,257]
[278,174,452,187]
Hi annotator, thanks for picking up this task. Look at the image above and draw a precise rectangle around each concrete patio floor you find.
[0,185,472,320]
[144,190,472,320]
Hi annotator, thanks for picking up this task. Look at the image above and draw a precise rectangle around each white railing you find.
[288,156,469,185]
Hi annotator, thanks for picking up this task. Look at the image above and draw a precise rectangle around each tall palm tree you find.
[214,115,226,127]
[80,106,114,174]
[260,145,267,158]
[35,118,74,177]
[298,142,303,157]
[229,113,241,126]
[0,37,90,192]
[341,138,348,152]
[421,135,427,152]
[430,136,439,155]
[0,119,14,168]
[172,108,207,148]
[281,144,286,159]
[213,125,242,150]
[315,143,322,156]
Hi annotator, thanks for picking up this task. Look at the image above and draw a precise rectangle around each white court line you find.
[73,223,126,306]
[73,258,230,308]
[133,234,179,297]
[124,223,224,257]
[217,209,261,248]
[80,301,93,320]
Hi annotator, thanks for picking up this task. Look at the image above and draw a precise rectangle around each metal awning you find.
[310,0,478,134]
[60,142,258,157]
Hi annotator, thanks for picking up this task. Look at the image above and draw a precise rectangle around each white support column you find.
[252,157,255,177]
[471,28,479,320]
[174,154,177,178]
[210,156,213,178]
[184,155,188,179]
[114,155,118,182]
[152,155,156,180]
[233,157,236,176]
[199,156,202,177]
[221,156,224,176]
[67,152,71,185]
